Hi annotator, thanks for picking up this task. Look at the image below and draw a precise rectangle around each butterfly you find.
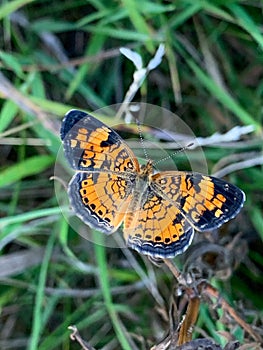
[61,109,245,259]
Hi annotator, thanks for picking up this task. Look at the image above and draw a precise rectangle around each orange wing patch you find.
[124,192,194,259]
[68,172,133,233]
[61,110,139,173]
[151,172,245,232]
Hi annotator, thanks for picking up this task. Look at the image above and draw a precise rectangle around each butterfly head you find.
[139,160,154,178]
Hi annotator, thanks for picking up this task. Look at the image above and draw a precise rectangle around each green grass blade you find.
[28,230,56,350]
[65,33,106,100]
[0,100,19,133]
[0,50,24,78]
[187,59,261,129]
[168,2,202,28]
[94,234,134,350]
[38,300,106,350]
[0,207,66,229]
[120,0,154,51]
[83,25,150,41]
[228,3,263,51]
[0,155,54,188]
[0,0,35,20]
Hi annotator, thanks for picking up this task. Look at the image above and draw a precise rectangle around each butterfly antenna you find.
[136,118,149,161]
[153,142,194,167]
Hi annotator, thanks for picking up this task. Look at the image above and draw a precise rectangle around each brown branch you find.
[202,282,262,343]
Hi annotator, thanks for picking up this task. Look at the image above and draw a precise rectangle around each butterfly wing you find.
[69,172,134,233]
[151,172,245,232]
[61,109,140,173]
[123,190,194,258]
[61,110,139,233]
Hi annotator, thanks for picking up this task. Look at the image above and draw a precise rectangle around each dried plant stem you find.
[177,297,200,345]
[163,259,186,285]
[68,325,96,350]
[163,259,262,344]
[202,283,262,343]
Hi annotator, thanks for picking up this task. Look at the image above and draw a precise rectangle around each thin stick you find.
[163,259,186,285]
[202,283,262,343]
[68,325,96,350]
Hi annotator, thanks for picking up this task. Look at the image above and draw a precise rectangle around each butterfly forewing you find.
[61,110,139,233]
[151,172,245,232]
[61,110,140,174]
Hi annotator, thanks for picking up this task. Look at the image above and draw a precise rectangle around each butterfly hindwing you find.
[123,188,194,258]
[69,172,134,233]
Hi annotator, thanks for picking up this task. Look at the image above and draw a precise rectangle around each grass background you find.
[0,0,263,349]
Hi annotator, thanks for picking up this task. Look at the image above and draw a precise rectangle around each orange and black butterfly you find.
[61,110,245,259]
